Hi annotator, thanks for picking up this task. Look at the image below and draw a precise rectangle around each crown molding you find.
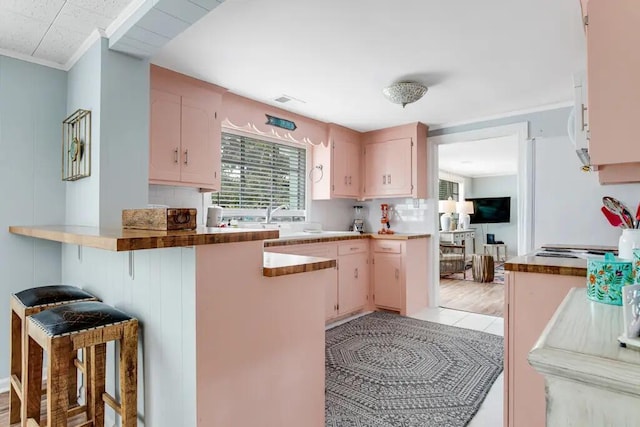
[429,100,573,131]
[0,47,66,71]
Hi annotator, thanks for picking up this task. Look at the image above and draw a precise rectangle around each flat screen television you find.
[467,197,511,224]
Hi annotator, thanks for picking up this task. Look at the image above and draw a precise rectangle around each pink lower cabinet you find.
[504,270,585,427]
[337,241,370,316]
[371,238,429,316]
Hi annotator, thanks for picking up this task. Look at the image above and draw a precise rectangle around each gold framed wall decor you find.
[62,109,91,181]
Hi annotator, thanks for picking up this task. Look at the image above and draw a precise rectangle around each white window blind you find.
[214,133,306,212]
[439,179,459,201]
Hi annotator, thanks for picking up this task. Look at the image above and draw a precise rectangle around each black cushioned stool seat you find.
[14,285,97,308]
[30,301,133,337]
[25,301,139,427]
[9,285,99,425]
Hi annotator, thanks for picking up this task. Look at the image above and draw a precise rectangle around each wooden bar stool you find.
[9,285,98,425]
[24,301,138,427]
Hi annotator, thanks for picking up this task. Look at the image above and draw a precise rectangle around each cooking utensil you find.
[603,197,634,228]
[635,202,640,228]
[601,206,624,228]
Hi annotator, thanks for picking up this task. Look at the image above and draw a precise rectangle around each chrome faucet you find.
[266,204,288,223]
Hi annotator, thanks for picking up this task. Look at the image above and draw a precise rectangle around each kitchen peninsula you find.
[503,247,613,427]
[9,225,336,427]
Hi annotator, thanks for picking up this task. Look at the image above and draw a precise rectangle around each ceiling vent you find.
[273,94,306,104]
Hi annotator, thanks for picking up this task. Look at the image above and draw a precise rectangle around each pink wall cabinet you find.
[150,65,224,191]
[312,124,362,200]
[583,0,640,182]
[362,122,428,199]
[371,238,429,315]
[337,241,369,315]
[504,270,585,427]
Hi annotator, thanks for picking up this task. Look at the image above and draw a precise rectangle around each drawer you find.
[338,240,368,255]
[372,241,403,254]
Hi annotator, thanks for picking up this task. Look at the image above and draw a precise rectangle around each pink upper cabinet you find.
[149,65,224,191]
[587,0,640,166]
[362,123,428,199]
[331,125,362,198]
[149,89,181,183]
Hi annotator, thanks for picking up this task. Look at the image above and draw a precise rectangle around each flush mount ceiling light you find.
[382,81,428,108]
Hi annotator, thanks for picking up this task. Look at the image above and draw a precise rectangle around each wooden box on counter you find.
[122,208,197,231]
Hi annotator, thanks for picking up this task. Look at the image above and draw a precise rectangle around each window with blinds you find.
[213,133,307,218]
[439,179,459,201]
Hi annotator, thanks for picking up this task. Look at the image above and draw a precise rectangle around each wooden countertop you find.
[504,255,587,277]
[264,232,430,247]
[9,225,279,251]
[262,252,336,277]
[529,288,640,397]
[504,244,617,277]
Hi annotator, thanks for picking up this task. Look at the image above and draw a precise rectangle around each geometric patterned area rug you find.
[326,311,504,427]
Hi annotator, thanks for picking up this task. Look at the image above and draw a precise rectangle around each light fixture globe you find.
[382,81,428,108]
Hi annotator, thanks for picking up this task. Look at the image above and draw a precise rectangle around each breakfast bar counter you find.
[9,224,331,427]
[9,224,278,251]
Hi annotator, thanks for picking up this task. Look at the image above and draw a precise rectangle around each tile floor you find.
[327,307,504,426]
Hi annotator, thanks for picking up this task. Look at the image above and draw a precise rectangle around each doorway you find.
[427,122,533,314]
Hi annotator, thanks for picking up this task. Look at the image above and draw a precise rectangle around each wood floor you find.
[440,278,504,317]
[0,390,88,427]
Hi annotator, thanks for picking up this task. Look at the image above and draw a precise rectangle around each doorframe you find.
[427,122,532,307]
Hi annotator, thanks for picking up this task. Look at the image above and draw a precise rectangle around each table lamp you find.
[438,197,457,231]
[457,201,474,230]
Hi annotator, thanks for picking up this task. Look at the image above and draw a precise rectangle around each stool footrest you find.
[68,404,88,417]
[103,392,122,415]
[10,374,22,400]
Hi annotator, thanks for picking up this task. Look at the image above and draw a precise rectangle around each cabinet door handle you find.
[355,268,358,279]
[381,246,392,251]
[174,148,179,164]
[350,247,359,251]
[395,268,399,279]
[581,103,587,131]
[387,174,391,184]
[184,149,189,165]
[349,176,352,185]
[344,176,347,185]
[383,175,386,185]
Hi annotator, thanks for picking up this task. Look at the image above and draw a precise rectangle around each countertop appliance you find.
[351,205,366,233]
[207,205,223,227]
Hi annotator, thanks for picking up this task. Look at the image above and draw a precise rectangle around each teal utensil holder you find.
[586,252,633,305]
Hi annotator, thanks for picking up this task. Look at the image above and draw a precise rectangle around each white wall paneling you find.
[62,244,196,427]
[0,55,67,382]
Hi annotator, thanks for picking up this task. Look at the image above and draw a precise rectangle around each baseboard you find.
[0,376,9,393]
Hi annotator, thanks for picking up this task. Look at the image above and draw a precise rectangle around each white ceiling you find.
[152,0,586,131]
[0,0,135,66]
[439,135,518,178]
[0,0,586,130]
